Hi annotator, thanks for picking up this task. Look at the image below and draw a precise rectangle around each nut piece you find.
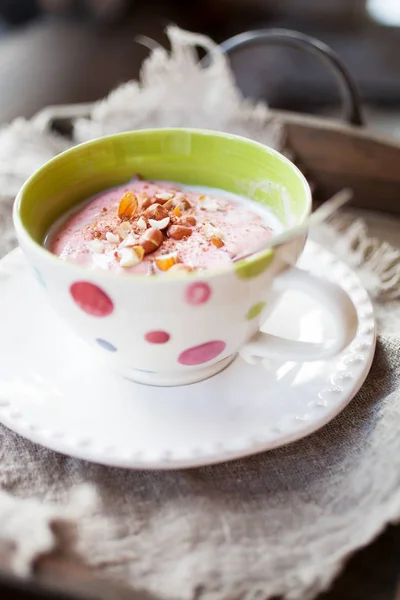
[138,194,151,209]
[173,205,182,218]
[132,245,145,261]
[137,216,147,231]
[179,215,196,227]
[138,227,164,254]
[173,198,192,218]
[118,247,141,268]
[118,233,138,249]
[86,239,104,254]
[167,225,193,240]
[118,191,138,219]
[203,223,224,241]
[178,198,192,211]
[155,192,174,203]
[168,263,194,274]
[106,232,119,244]
[141,196,158,210]
[163,198,176,211]
[154,252,179,271]
[198,195,221,211]
[211,236,224,248]
[148,216,170,230]
[145,203,169,221]
[118,221,133,240]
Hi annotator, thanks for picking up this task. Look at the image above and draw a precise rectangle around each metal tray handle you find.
[219,28,364,126]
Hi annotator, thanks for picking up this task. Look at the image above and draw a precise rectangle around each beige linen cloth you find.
[0,27,400,600]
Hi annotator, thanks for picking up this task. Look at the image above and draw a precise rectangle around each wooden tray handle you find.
[218,28,364,127]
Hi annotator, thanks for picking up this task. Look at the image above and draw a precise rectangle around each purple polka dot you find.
[96,338,117,352]
[178,340,226,366]
[145,330,170,344]
[185,282,211,305]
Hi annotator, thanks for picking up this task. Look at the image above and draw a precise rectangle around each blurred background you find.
[0,0,398,136]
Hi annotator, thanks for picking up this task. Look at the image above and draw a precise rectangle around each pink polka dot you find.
[178,340,226,366]
[145,330,170,344]
[70,281,113,317]
[185,282,211,305]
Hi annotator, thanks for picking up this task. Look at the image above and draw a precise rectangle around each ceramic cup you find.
[13,128,358,386]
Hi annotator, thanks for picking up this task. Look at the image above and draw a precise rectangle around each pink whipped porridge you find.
[48,178,276,275]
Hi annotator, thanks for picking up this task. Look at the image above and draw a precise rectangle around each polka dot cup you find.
[13,129,357,386]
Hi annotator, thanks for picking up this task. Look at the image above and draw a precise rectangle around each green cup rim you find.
[13,128,312,283]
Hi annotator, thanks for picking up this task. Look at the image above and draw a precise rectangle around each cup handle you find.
[239,266,358,364]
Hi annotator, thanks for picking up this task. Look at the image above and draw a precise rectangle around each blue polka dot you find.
[96,338,117,352]
[33,267,46,287]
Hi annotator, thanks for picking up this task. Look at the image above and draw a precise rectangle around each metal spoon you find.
[233,188,353,262]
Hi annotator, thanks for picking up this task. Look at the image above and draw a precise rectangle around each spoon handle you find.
[233,189,353,262]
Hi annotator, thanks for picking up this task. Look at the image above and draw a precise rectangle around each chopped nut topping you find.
[118,247,141,268]
[178,198,191,211]
[203,223,224,241]
[163,198,176,210]
[211,236,224,248]
[172,199,191,217]
[168,263,194,274]
[106,232,119,244]
[145,203,169,221]
[140,195,153,210]
[132,245,145,261]
[118,233,138,249]
[155,252,179,271]
[155,192,174,201]
[86,239,104,253]
[138,227,164,254]
[137,216,147,231]
[118,221,133,239]
[167,224,192,240]
[179,215,196,227]
[148,216,170,230]
[118,191,138,219]
[137,192,149,206]
[198,195,221,211]
[54,180,267,276]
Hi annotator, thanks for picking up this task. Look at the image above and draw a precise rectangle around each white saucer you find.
[0,242,375,469]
